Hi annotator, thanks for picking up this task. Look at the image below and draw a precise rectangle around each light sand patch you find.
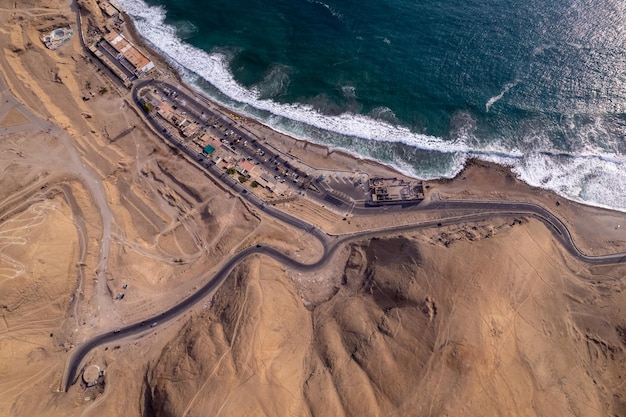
[0,194,77,416]
[0,107,28,127]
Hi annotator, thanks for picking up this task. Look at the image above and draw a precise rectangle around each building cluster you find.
[141,89,290,194]
[156,102,200,138]
[89,2,156,87]
[194,133,288,194]
[368,177,425,205]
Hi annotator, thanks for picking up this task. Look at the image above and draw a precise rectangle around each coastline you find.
[113,6,626,254]
[115,4,626,214]
[117,10,415,180]
[1,2,626,415]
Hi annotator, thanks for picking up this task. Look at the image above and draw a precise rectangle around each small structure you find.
[156,102,173,120]
[98,1,120,17]
[368,177,425,206]
[236,160,255,175]
[83,365,101,387]
[257,172,277,192]
[41,26,74,50]
[179,119,200,138]
[197,135,222,152]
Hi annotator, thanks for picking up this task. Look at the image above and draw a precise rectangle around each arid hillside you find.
[146,219,626,417]
[0,1,625,417]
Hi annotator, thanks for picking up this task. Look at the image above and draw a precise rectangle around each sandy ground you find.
[147,221,626,417]
[0,0,624,416]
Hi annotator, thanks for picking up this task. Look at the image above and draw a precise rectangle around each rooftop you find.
[104,31,154,74]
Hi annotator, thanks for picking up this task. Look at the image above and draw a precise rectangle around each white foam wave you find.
[486,80,519,112]
[511,153,626,211]
[252,64,291,99]
[307,0,343,20]
[172,20,198,40]
[369,106,398,124]
[117,0,626,211]
[341,85,356,99]
[119,0,469,154]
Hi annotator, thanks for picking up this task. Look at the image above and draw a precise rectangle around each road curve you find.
[62,82,626,392]
[62,202,626,390]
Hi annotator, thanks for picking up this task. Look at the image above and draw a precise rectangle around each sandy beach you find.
[0,1,625,416]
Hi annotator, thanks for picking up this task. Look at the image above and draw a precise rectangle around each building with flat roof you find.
[99,1,120,17]
[104,31,154,75]
[237,160,255,175]
[257,172,277,192]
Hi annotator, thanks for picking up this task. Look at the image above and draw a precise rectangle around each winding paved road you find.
[61,191,626,391]
[61,78,626,393]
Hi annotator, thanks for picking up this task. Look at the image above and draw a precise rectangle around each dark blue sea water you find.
[118,0,626,210]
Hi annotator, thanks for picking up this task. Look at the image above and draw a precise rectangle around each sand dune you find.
[146,222,626,417]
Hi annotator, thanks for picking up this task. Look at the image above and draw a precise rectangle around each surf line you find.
[486,80,519,112]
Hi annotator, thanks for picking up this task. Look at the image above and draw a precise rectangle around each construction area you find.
[367,177,425,206]
[41,26,74,50]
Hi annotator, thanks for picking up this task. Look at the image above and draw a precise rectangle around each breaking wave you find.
[117,0,626,212]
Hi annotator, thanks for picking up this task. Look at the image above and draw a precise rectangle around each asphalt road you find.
[61,80,626,392]
[62,199,626,391]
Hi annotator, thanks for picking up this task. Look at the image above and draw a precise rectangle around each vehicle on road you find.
[151,322,158,327]
[113,328,121,334]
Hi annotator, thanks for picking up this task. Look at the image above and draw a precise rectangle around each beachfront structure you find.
[258,172,277,192]
[154,102,200,137]
[91,31,154,86]
[104,31,154,75]
[98,1,120,17]
[367,177,425,206]
[41,26,74,50]
[236,160,255,176]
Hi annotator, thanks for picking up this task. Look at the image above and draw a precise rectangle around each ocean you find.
[117,0,626,211]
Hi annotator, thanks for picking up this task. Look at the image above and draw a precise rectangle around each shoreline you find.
[118,10,420,181]
[113,5,626,214]
[1,3,626,414]
[95,25,626,250]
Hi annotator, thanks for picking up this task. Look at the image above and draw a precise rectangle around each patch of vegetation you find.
[143,102,153,113]
[227,168,236,175]
[98,86,108,95]
[250,181,259,188]
[238,175,248,183]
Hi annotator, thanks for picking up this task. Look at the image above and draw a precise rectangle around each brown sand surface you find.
[0,0,624,416]
[147,222,626,417]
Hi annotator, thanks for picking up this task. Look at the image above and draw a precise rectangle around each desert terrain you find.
[0,0,625,416]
